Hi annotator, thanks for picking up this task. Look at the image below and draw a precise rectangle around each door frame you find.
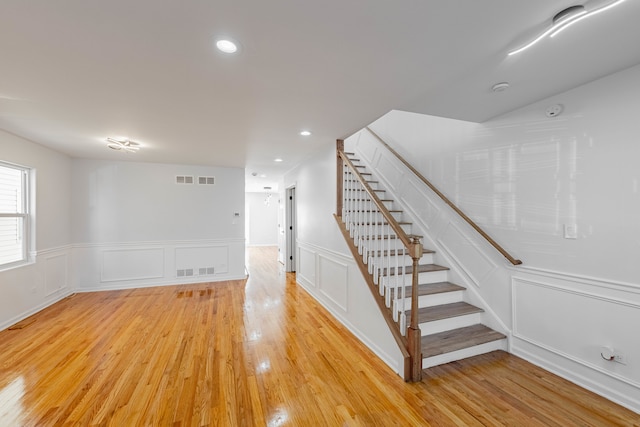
[285,186,296,272]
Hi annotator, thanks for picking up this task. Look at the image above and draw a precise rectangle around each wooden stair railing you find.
[335,140,423,381]
[365,127,522,266]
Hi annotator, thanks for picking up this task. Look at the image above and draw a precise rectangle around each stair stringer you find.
[345,130,516,346]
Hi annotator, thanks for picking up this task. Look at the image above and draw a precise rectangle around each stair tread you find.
[383,264,449,276]
[398,281,465,297]
[354,221,412,225]
[407,301,483,323]
[421,324,506,358]
[390,282,465,299]
[370,248,435,256]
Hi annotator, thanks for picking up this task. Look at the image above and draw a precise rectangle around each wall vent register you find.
[198,176,215,185]
[176,176,194,184]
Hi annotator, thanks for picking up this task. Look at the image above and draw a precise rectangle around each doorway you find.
[285,186,296,272]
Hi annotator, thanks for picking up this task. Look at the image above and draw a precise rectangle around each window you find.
[0,162,31,269]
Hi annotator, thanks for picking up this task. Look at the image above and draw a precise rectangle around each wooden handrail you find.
[337,142,423,381]
[366,127,522,266]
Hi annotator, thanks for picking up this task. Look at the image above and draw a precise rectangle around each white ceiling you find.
[1,1,639,192]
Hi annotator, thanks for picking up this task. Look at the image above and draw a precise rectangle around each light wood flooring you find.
[0,246,637,426]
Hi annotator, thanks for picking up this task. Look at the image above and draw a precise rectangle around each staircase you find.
[338,150,506,374]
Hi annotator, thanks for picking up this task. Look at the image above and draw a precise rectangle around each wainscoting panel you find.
[74,238,246,291]
[437,221,497,288]
[512,274,640,412]
[318,254,348,312]
[175,245,228,275]
[295,241,405,377]
[375,155,403,192]
[44,253,68,296]
[297,246,317,287]
[513,277,640,387]
[101,248,165,283]
[354,131,377,166]
[400,179,440,231]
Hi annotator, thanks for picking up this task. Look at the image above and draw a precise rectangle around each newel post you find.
[336,139,344,217]
[407,236,423,381]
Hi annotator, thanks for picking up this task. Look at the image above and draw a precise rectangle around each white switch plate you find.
[564,224,577,239]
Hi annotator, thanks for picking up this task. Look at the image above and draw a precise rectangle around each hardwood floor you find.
[0,246,637,426]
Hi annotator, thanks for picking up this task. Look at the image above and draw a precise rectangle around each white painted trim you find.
[295,272,401,375]
[44,252,69,297]
[75,273,247,293]
[510,265,640,293]
[297,245,317,287]
[35,244,73,257]
[436,220,498,288]
[0,288,74,332]
[72,238,245,249]
[512,342,640,414]
[317,253,349,312]
[100,247,165,283]
[512,277,640,390]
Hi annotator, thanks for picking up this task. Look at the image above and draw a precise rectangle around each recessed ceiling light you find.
[300,130,312,136]
[259,174,267,178]
[216,39,238,54]
[274,158,283,162]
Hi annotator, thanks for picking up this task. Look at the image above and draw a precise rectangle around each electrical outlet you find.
[613,352,626,365]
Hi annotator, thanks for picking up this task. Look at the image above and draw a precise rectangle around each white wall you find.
[71,159,246,290]
[0,130,72,330]
[360,63,640,412]
[245,192,279,246]
[283,146,406,375]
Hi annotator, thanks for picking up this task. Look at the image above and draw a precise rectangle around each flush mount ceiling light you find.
[300,130,312,136]
[508,0,626,56]
[274,158,283,162]
[215,39,238,54]
[492,82,510,92]
[106,137,140,153]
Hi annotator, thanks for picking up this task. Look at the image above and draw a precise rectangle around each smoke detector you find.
[545,104,564,117]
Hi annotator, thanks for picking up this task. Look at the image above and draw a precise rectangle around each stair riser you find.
[349,224,413,235]
[422,339,507,369]
[345,211,404,223]
[367,253,435,266]
[397,290,464,309]
[419,312,482,335]
[379,270,449,286]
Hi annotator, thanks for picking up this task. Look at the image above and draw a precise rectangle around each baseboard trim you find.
[512,339,640,414]
[0,288,74,332]
[75,274,248,293]
[296,265,402,376]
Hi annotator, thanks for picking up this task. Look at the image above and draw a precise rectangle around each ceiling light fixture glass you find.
[216,39,238,54]
[508,0,626,56]
[106,137,140,153]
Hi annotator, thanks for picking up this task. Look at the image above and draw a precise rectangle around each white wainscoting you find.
[511,270,640,413]
[73,238,246,291]
[296,240,404,376]
[44,251,69,296]
[318,254,348,311]
[350,128,640,413]
[101,248,165,283]
[0,246,74,331]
